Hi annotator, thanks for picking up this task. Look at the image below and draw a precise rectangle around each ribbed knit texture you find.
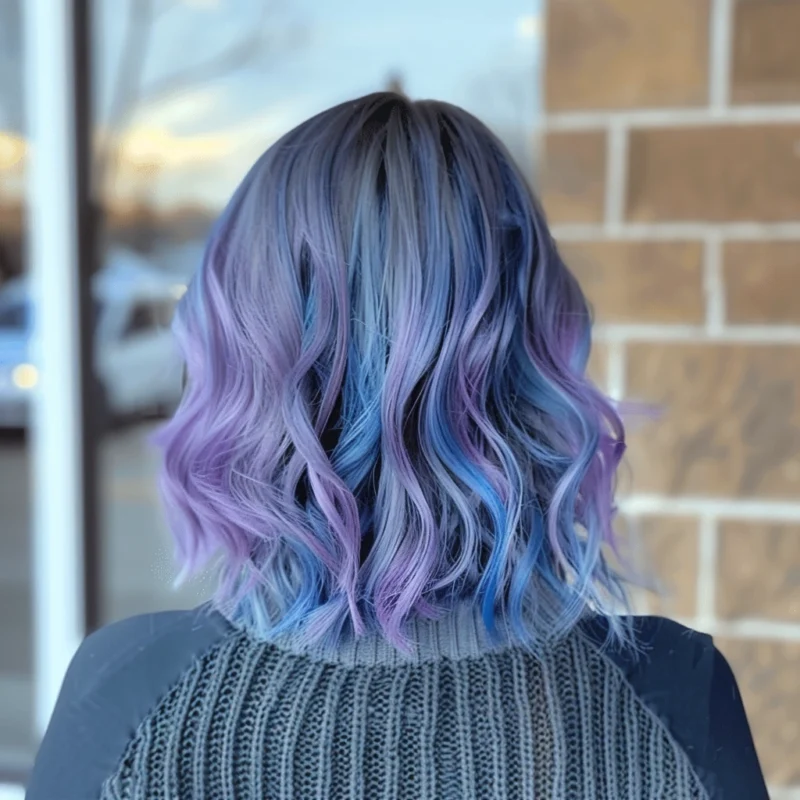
[99,607,709,800]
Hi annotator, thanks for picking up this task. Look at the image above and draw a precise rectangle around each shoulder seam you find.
[71,607,235,704]
[577,632,712,799]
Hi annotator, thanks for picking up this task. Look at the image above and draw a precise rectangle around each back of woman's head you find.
[156,92,631,655]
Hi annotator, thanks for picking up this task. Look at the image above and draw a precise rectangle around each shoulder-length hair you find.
[154,93,632,655]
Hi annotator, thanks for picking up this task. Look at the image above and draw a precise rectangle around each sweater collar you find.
[258,601,517,668]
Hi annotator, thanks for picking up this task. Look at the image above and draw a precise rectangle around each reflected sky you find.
[2,0,542,209]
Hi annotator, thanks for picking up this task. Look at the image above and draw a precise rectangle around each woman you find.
[26,93,768,799]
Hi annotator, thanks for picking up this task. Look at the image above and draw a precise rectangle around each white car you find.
[0,250,186,429]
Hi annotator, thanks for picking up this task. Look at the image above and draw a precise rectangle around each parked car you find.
[0,249,186,430]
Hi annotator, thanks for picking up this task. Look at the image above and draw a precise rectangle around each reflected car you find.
[0,250,186,430]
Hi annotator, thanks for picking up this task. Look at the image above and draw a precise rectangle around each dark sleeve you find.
[701,643,769,799]
[597,616,769,800]
[25,605,232,800]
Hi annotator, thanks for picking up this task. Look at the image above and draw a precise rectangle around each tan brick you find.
[563,241,705,324]
[602,518,646,613]
[624,343,800,497]
[732,0,800,104]
[724,241,800,324]
[717,521,800,622]
[626,125,800,222]
[545,0,710,111]
[540,131,606,224]
[620,515,699,617]
[716,638,800,786]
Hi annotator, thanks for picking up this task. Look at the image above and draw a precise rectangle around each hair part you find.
[154,92,634,656]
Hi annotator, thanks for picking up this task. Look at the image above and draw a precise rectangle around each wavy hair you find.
[155,93,634,655]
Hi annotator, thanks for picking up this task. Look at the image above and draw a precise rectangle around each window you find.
[0,301,27,330]
[121,299,175,339]
[153,299,176,328]
[122,302,157,338]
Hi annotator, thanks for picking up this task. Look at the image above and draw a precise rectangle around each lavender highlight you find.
[154,93,633,655]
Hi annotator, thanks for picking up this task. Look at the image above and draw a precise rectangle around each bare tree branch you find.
[154,0,181,19]
[138,27,266,105]
[94,0,156,199]
[134,3,304,107]
[91,0,307,252]
[0,0,23,132]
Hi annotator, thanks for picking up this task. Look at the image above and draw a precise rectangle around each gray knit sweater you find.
[26,603,768,799]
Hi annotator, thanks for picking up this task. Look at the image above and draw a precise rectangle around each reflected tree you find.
[0,0,22,132]
[386,72,406,97]
[0,0,308,269]
[96,0,308,253]
[0,0,23,283]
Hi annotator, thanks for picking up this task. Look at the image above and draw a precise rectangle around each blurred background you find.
[0,0,798,797]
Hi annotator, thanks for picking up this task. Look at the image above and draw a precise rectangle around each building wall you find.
[540,1,800,795]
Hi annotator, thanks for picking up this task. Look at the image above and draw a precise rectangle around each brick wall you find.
[540,1,800,795]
